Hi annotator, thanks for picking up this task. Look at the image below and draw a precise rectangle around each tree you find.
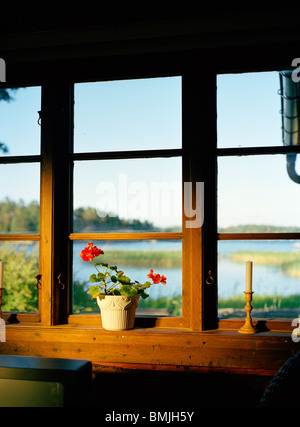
[1,242,39,312]
[0,88,20,154]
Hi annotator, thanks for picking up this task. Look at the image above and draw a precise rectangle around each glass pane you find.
[218,240,300,319]
[1,241,39,312]
[74,77,182,152]
[217,71,283,148]
[72,240,182,316]
[218,155,300,232]
[0,163,40,233]
[73,158,182,232]
[0,86,41,156]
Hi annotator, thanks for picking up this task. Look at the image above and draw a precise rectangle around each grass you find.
[218,293,300,310]
[75,248,299,316]
[138,295,182,316]
[97,250,182,269]
[228,251,300,278]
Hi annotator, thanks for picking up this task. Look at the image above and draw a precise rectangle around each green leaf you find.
[87,285,101,298]
[140,290,149,299]
[142,281,151,289]
[111,275,117,283]
[89,274,98,283]
[120,285,138,296]
[118,275,131,284]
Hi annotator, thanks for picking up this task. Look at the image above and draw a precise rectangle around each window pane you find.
[73,158,182,232]
[74,77,182,152]
[217,72,283,148]
[218,240,300,319]
[1,242,39,312]
[0,86,41,155]
[72,240,182,316]
[0,163,40,233]
[218,155,300,232]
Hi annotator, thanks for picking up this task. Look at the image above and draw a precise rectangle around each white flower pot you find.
[96,294,140,330]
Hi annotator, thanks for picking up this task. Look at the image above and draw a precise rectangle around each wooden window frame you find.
[0,86,42,324]
[3,71,295,333]
[216,74,300,331]
[65,73,218,331]
[28,73,217,331]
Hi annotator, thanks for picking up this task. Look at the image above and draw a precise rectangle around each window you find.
[70,77,186,326]
[4,71,295,331]
[217,71,300,320]
[0,86,41,317]
[0,76,212,331]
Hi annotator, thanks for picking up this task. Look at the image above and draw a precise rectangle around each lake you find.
[218,240,300,298]
[73,239,300,300]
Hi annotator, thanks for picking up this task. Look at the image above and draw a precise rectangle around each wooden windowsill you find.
[3,311,295,332]
[3,321,295,336]
[2,320,298,375]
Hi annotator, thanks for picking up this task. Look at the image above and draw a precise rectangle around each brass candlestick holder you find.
[0,288,8,325]
[238,291,257,334]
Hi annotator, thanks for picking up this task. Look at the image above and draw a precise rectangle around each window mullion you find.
[182,72,218,331]
[40,83,73,326]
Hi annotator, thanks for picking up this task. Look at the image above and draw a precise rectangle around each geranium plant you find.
[80,243,167,300]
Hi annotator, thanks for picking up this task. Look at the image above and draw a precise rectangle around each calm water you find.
[73,240,182,300]
[73,240,300,300]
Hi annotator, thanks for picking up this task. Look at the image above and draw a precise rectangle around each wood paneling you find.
[2,325,298,374]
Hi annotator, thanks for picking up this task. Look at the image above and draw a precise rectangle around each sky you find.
[0,72,299,229]
[217,71,300,229]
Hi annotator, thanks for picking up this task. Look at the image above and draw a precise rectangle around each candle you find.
[0,261,3,289]
[245,261,253,293]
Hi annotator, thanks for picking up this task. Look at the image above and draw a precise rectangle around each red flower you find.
[160,275,167,286]
[147,269,167,285]
[80,243,104,262]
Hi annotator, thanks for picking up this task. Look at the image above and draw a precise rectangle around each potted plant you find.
[80,243,167,330]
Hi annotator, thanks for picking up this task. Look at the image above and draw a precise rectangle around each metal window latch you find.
[57,274,65,290]
[35,274,42,289]
[205,270,215,285]
[37,110,42,126]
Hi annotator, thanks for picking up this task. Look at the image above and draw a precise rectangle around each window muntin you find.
[218,239,300,319]
[0,241,39,312]
[73,157,182,233]
[217,72,282,148]
[74,77,182,153]
[0,163,40,233]
[218,155,300,231]
[71,77,183,321]
[0,87,41,155]
[217,71,300,320]
[72,239,182,315]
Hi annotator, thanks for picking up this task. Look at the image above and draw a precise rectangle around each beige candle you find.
[0,261,3,289]
[245,261,253,293]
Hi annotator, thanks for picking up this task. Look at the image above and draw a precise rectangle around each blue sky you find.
[0,72,299,229]
[217,71,300,228]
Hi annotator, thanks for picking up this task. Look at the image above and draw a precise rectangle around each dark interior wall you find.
[1,6,300,408]
[91,367,271,407]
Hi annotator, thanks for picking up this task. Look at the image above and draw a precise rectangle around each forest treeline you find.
[1,198,299,233]
[0,198,155,233]
[218,224,300,233]
[0,198,39,232]
[73,206,154,232]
